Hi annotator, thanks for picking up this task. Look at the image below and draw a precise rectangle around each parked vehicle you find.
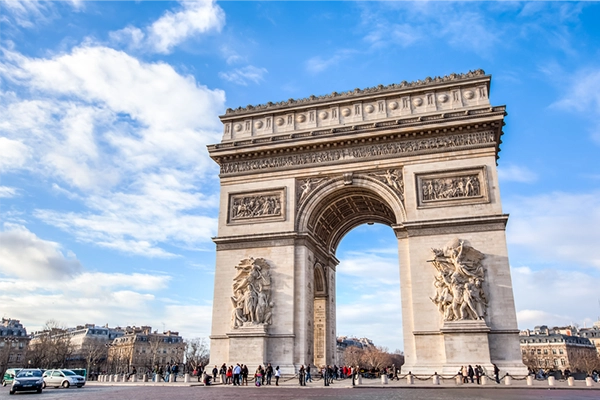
[9,369,43,395]
[2,368,22,386]
[70,368,87,380]
[42,369,86,388]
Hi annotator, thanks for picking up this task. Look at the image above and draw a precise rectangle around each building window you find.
[537,349,541,355]
[16,354,21,362]
[553,359,558,366]
[561,359,565,366]
[543,349,548,354]
[559,349,564,354]
[552,349,556,354]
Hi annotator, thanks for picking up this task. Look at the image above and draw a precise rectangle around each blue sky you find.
[1,1,600,353]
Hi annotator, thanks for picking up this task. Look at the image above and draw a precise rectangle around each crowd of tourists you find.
[196,363,281,386]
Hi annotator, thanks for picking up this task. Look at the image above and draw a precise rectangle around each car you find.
[9,369,44,395]
[2,368,22,386]
[42,369,86,388]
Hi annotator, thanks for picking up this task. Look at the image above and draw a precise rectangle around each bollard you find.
[143,374,148,382]
[481,375,488,385]
[155,375,161,384]
[106,375,110,382]
[381,374,388,384]
[169,374,175,383]
[567,377,574,386]
[407,374,414,385]
[526,376,533,386]
[184,373,190,383]
[132,374,138,382]
[548,376,555,386]
[432,374,440,385]
[122,374,127,383]
[504,375,511,386]
[586,377,593,387]
[455,375,463,385]
[356,375,362,385]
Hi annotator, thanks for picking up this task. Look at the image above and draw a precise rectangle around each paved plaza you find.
[1,379,598,400]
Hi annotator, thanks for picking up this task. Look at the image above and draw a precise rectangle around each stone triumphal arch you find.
[207,70,526,375]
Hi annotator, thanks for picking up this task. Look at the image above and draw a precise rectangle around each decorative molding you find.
[393,215,509,238]
[224,70,487,115]
[220,131,496,175]
[428,238,488,322]
[228,188,286,224]
[416,167,488,209]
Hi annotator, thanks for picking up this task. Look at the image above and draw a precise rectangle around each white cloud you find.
[0,136,31,171]
[512,266,600,329]
[0,223,82,280]
[306,50,356,74]
[497,164,538,183]
[0,46,224,256]
[553,68,600,114]
[219,65,268,86]
[505,191,600,269]
[110,0,225,54]
[0,186,18,198]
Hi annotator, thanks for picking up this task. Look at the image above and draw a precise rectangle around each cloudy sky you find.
[1,1,600,353]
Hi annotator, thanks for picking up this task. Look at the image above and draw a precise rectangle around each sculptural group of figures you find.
[231,258,274,329]
[231,195,281,220]
[429,239,488,321]
[422,175,480,201]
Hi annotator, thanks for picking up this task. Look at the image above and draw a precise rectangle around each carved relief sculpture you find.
[229,190,284,223]
[296,177,330,209]
[370,169,404,201]
[421,174,480,201]
[428,239,488,322]
[231,257,274,329]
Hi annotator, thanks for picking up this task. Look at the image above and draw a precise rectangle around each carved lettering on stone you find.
[428,239,488,322]
[220,131,496,175]
[229,189,285,223]
[369,169,404,202]
[231,257,274,329]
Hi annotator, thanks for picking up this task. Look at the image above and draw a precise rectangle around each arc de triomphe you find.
[207,70,526,375]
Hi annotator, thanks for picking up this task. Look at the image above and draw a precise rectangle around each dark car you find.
[10,369,44,395]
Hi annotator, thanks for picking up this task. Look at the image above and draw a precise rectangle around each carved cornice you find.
[223,70,487,116]
[218,130,497,176]
[394,215,509,238]
[210,105,505,153]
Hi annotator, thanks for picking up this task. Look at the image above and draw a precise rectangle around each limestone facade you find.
[208,70,527,376]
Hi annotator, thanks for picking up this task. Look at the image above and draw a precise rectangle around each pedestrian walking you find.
[275,366,281,386]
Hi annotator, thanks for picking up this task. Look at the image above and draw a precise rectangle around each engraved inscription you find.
[220,131,495,175]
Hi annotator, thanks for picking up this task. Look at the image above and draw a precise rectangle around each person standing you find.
[493,364,500,384]
[467,365,474,383]
[212,365,218,383]
[298,365,306,386]
[265,363,273,385]
[242,364,249,386]
[461,365,468,383]
[275,366,281,386]
[172,363,178,382]
[233,363,241,386]
[219,363,227,384]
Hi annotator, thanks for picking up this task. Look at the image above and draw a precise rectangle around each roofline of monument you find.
[220,70,490,119]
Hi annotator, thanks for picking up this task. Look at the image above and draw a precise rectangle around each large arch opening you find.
[301,183,404,368]
[334,223,403,367]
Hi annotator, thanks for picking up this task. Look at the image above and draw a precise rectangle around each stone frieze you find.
[220,131,495,175]
[228,189,285,224]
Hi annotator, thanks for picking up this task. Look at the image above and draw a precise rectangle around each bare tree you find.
[343,346,364,367]
[184,338,210,372]
[571,352,600,375]
[81,340,108,376]
[362,346,392,371]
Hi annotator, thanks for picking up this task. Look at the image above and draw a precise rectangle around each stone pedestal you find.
[455,375,463,385]
[481,375,488,385]
[227,324,268,368]
[132,375,138,382]
[548,376,555,386]
[432,374,440,385]
[439,320,492,375]
[504,375,511,385]
[142,374,148,382]
[169,374,174,383]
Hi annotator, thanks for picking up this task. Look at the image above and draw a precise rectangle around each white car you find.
[42,369,85,388]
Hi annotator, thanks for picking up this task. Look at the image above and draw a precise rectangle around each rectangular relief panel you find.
[416,167,488,208]
[228,188,286,224]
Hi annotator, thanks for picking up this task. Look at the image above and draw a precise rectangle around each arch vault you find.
[207,70,527,375]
